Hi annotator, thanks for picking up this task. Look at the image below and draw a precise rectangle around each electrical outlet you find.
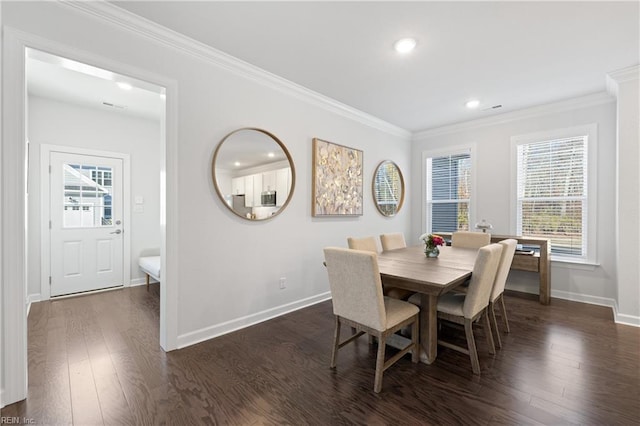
[279,277,286,289]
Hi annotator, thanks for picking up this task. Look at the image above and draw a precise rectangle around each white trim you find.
[606,65,640,97]
[413,92,614,140]
[1,27,29,408]
[613,303,640,327]
[40,145,131,301]
[608,64,640,84]
[510,124,598,264]
[2,27,179,405]
[62,1,410,140]
[1,0,4,409]
[552,290,639,327]
[551,289,615,309]
[177,292,332,349]
[130,277,154,287]
[506,288,639,328]
[420,143,477,235]
[27,294,41,317]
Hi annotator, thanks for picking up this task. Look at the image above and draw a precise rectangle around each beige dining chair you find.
[324,247,419,393]
[380,232,406,251]
[347,236,379,253]
[452,231,491,249]
[410,243,502,375]
[379,233,414,300]
[488,239,518,348]
[438,243,502,374]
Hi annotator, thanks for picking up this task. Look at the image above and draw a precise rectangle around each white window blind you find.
[516,136,587,258]
[426,152,471,233]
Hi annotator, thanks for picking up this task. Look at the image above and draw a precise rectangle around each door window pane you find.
[62,163,113,228]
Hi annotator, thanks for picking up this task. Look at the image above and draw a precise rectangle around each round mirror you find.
[212,128,295,221]
[372,160,405,217]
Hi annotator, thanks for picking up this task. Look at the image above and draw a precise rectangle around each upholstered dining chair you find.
[410,243,502,375]
[323,247,419,393]
[380,232,406,251]
[378,233,414,301]
[347,236,379,253]
[348,235,409,301]
[488,239,518,348]
[452,231,491,249]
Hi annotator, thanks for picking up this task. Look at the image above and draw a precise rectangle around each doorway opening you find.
[27,48,164,300]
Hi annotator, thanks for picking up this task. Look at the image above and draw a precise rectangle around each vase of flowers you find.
[420,233,445,258]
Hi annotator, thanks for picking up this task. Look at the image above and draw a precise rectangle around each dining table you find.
[376,245,479,364]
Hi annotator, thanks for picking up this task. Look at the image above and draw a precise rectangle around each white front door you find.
[49,151,124,296]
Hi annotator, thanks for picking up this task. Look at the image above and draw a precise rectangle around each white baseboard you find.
[27,293,41,316]
[130,277,155,287]
[177,292,332,349]
[551,289,640,327]
[551,289,616,308]
[612,303,640,327]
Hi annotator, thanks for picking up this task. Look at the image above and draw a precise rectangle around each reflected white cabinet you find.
[262,171,276,192]
[243,174,264,207]
[231,167,291,207]
[231,177,245,195]
[244,175,254,207]
[275,168,291,206]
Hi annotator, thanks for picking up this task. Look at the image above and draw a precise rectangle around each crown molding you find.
[412,91,615,141]
[60,0,411,140]
[607,64,640,84]
[606,64,640,96]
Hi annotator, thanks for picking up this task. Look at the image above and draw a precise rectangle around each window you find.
[425,149,472,233]
[63,163,114,228]
[513,125,596,262]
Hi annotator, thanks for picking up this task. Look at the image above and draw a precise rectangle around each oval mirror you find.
[212,128,295,221]
[372,160,405,217]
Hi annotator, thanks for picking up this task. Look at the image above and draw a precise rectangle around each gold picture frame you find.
[312,138,363,216]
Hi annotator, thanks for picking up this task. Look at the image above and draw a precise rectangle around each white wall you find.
[411,96,619,305]
[3,2,412,345]
[27,95,161,296]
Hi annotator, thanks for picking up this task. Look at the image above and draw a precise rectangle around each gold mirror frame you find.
[372,160,405,217]
[212,127,296,221]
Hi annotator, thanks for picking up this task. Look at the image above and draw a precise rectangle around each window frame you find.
[422,144,477,235]
[510,124,598,264]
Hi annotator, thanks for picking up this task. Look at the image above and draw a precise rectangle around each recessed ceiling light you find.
[394,38,417,54]
[267,152,275,158]
[234,161,241,167]
[116,82,133,90]
[465,99,480,109]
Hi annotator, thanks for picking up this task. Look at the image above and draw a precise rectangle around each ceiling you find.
[27,48,164,121]
[26,2,639,132]
[109,1,639,132]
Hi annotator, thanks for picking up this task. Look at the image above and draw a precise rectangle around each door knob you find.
[110,229,122,235]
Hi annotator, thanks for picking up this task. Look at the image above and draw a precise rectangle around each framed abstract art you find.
[312,138,363,216]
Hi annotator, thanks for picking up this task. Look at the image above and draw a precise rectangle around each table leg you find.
[419,293,438,364]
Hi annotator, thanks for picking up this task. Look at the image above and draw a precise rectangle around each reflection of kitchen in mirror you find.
[213,128,294,221]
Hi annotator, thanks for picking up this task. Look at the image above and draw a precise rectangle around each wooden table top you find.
[377,245,478,295]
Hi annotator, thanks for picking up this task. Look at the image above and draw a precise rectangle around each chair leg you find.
[499,294,510,333]
[482,310,495,355]
[489,301,502,349]
[464,318,481,375]
[330,316,341,368]
[146,273,150,291]
[373,332,386,393]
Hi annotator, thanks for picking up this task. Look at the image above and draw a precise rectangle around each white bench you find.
[138,256,160,290]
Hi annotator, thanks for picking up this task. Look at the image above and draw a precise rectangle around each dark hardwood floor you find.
[2,285,639,425]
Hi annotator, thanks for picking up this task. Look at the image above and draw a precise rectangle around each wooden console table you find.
[437,233,551,305]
